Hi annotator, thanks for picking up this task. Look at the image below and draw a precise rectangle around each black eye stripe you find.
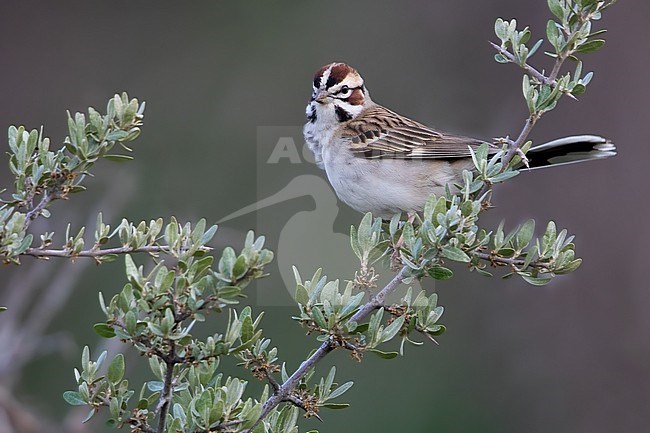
[333,85,362,98]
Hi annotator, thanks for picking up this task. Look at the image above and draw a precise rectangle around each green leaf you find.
[528,38,544,58]
[494,18,509,42]
[547,0,564,20]
[546,20,562,52]
[575,39,605,54]
[520,274,552,286]
[241,315,254,342]
[295,284,309,306]
[367,349,399,359]
[571,83,587,96]
[311,307,328,329]
[489,170,519,183]
[389,213,401,238]
[542,221,557,255]
[380,315,405,343]
[14,234,33,255]
[327,381,354,400]
[441,245,470,263]
[516,219,535,250]
[125,254,138,281]
[320,403,350,409]
[232,255,248,279]
[107,354,125,384]
[103,154,134,162]
[105,130,129,141]
[82,409,96,423]
[430,324,446,336]
[201,224,218,245]
[63,391,86,406]
[494,53,509,64]
[93,323,116,338]
[427,265,454,280]
[555,258,582,274]
[147,381,164,392]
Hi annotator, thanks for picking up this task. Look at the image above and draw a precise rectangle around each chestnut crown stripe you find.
[313,63,356,89]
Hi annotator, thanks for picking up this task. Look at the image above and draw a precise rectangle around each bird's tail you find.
[518,135,616,170]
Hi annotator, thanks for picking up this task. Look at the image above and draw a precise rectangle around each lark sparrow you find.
[303,62,616,219]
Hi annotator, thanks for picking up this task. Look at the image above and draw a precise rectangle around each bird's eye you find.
[340,85,350,93]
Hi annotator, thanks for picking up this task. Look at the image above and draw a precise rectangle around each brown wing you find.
[342,105,492,159]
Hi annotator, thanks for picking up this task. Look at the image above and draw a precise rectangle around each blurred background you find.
[1,1,649,432]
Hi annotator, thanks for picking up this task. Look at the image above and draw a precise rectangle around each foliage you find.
[0,0,615,432]
[0,93,143,263]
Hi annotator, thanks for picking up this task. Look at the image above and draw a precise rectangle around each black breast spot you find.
[335,106,353,122]
[307,106,317,123]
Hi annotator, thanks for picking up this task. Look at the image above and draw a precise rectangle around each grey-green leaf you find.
[63,391,86,406]
[107,354,125,384]
[428,265,454,280]
[441,245,470,263]
[367,349,399,359]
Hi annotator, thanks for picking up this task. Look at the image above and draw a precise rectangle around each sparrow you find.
[303,62,616,219]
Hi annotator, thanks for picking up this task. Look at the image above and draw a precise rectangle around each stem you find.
[250,342,332,430]
[490,4,596,172]
[502,115,538,166]
[490,19,582,174]
[473,251,548,269]
[474,251,526,267]
[244,266,409,432]
[490,42,554,85]
[156,344,175,433]
[23,244,169,258]
[349,266,409,322]
[24,191,54,230]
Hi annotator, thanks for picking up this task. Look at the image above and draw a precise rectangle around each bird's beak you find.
[314,90,329,104]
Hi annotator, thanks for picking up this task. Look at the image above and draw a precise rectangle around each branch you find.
[473,251,550,270]
[156,343,176,433]
[244,266,409,432]
[23,191,54,230]
[473,251,525,267]
[493,8,592,167]
[23,244,169,259]
[502,116,537,166]
[490,42,553,85]
[210,420,244,431]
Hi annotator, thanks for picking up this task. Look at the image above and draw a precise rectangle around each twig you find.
[349,266,409,321]
[490,42,554,85]
[492,7,590,168]
[23,191,54,230]
[243,266,409,432]
[473,251,550,270]
[210,419,244,431]
[23,244,169,258]
[502,115,538,167]
[265,370,281,392]
[156,343,176,433]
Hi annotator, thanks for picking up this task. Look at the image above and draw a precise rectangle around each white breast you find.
[321,144,457,218]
